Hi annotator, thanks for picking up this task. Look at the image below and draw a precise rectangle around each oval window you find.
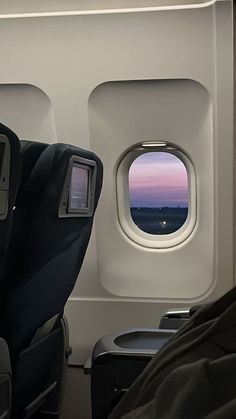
[128,152,188,235]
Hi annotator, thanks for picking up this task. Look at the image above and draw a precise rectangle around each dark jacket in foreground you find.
[109,287,236,419]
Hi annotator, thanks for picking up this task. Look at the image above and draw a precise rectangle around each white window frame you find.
[116,142,196,249]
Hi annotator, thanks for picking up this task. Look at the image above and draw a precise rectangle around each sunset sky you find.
[129,152,188,208]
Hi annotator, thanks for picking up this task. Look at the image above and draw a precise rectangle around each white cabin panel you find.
[0,0,233,364]
[89,79,214,299]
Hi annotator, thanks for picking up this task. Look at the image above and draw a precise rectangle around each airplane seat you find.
[0,123,22,288]
[2,142,103,418]
[0,123,22,419]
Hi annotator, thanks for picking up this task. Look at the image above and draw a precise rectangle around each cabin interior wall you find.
[0,0,233,370]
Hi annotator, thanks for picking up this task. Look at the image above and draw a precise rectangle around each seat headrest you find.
[23,143,103,217]
[10,143,103,281]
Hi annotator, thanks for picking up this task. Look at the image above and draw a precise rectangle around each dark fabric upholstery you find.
[120,355,236,419]
[3,143,103,354]
[20,141,48,192]
[0,123,22,288]
[5,140,48,282]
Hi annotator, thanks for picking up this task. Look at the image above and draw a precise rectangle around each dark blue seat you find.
[4,140,48,290]
[0,123,22,288]
[2,140,103,417]
[0,123,22,419]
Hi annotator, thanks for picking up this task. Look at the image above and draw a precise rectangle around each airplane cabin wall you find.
[0,0,233,364]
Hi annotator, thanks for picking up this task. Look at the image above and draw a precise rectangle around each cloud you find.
[129,152,188,207]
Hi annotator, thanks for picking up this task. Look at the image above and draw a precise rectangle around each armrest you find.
[92,328,175,364]
[0,337,12,419]
[159,305,205,330]
[0,338,11,375]
[91,328,176,419]
[159,308,190,330]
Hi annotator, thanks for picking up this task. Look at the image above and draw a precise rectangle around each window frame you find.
[116,142,196,249]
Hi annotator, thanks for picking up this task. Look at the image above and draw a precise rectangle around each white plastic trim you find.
[0,1,218,19]
[117,143,197,249]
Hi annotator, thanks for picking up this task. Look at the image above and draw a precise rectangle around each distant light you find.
[160,220,167,228]
[141,142,167,148]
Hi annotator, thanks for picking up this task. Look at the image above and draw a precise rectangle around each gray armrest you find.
[159,308,191,330]
[0,337,11,419]
[0,338,11,375]
[92,328,175,363]
[159,305,205,330]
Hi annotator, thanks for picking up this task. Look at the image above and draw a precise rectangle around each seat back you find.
[20,140,48,190]
[3,143,103,354]
[0,123,22,289]
[0,123,22,419]
[5,140,49,283]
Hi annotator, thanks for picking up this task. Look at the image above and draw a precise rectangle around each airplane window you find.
[128,152,188,235]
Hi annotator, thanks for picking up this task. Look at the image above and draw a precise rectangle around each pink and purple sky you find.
[129,152,188,208]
